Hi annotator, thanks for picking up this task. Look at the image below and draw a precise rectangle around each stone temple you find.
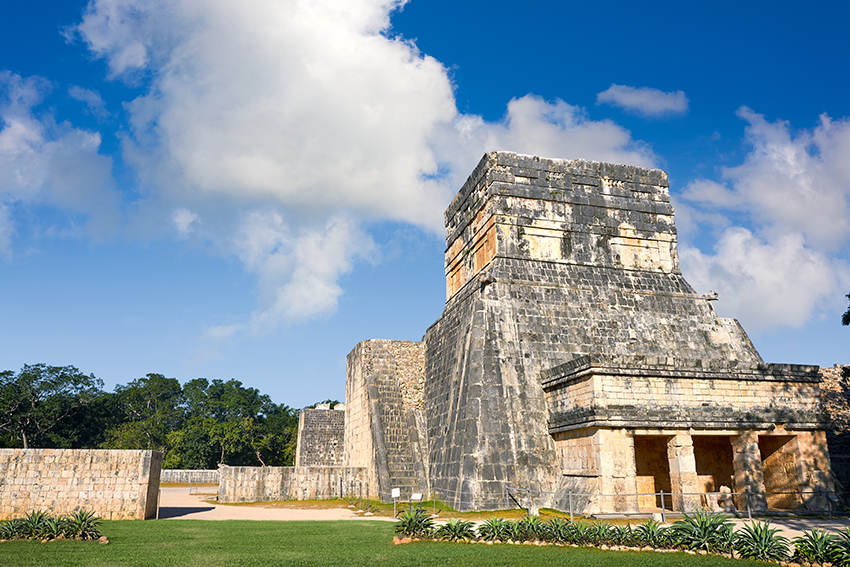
[304,151,834,514]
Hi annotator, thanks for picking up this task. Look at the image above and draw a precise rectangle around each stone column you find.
[731,432,767,512]
[594,429,639,513]
[667,434,700,512]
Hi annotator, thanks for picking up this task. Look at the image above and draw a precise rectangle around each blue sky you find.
[1,0,848,408]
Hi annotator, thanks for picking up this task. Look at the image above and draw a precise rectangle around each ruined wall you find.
[425,152,770,511]
[160,469,219,484]
[344,340,427,501]
[0,449,162,520]
[295,404,345,467]
[217,465,367,503]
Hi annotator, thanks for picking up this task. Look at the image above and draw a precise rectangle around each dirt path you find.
[157,487,393,522]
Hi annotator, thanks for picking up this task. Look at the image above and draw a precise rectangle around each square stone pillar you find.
[793,430,834,509]
[594,429,639,513]
[731,432,767,512]
[667,434,701,512]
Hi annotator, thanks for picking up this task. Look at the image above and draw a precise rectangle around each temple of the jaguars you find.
[295,151,835,514]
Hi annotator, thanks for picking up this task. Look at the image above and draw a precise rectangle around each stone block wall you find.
[295,405,345,467]
[344,340,428,501]
[542,355,824,432]
[217,465,367,503]
[160,469,219,484]
[0,449,162,520]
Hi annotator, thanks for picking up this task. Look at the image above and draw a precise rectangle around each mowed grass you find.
[0,520,765,567]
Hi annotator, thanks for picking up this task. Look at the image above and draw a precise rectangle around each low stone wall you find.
[0,449,162,520]
[161,469,219,484]
[218,465,368,503]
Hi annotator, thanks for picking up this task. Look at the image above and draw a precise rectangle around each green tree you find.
[0,364,103,448]
[843,291,850,326]
[101,373,183,453]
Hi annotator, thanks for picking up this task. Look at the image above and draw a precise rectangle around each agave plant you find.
[610,524,634,546]
[41,516,69,539]
[734,521,790,563]
[394,508,434,538]
[634,518,669,548]
[834,527,850,567]
[671,510,733,552]
[793,529,839,565]
[545,517,571,543]
[19,510,52,540]
[589,521,613,545]
[66,509,102,540]
[567,519,592,546]
[0,519,22,540]
[477,517,511,542]
[515,515,548,542]
[435,518,475,542]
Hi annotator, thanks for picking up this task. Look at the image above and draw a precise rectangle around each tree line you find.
[0,364,333,469]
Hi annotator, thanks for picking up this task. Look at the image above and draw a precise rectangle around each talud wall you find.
[218,465,367,503]
[160,469,219,484]
[0,449,162,520]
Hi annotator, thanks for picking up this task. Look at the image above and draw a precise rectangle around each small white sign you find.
[391,488,400,499]
[411,493,422,502]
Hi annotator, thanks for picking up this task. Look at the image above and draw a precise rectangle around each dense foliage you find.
[0,365,303,468]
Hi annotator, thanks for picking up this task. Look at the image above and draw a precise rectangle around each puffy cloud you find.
[0,71,120,247]
[64,0,657,330]
[68,86,110,120]
[596,84,689,117]
[680,107,850,330]
[680,229,847,331]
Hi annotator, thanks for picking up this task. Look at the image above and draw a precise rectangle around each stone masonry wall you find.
[217,465,367,503]
[344,340,427,501]
[542,355,824,432]
[295,405,345,467]
[0,449,162,520]
[160,469,219,484]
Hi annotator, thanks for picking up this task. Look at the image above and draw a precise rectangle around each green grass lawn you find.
[0,520,766,567]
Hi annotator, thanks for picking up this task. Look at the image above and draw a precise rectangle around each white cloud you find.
[68,85,110,120]
[172,207,198,235]
[596,84,689,117]
[66,0,657,330]
[680,107,850,330]
[0,71,120,248]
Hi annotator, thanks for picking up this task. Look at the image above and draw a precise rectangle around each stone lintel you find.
[541,354,821,388]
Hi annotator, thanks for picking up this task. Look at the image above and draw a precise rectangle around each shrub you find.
[19,511,51,540]
[394,509,434,538]
[544,517,570,544]
[793,529,839,565]
[567,519,592,545]
[634,518,669,548]
[66,509,102,540]
[515,515,547,542]
[671,510,733,552]
[477,517,511,542]
[734,520,790,562]
[587,521,614,546]
[610,524,634,546]
[434,519,475,542]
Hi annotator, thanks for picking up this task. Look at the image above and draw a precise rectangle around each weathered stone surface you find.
[344,340,428,501]
[295,406,345,467]
[0,449,161,520]
[218,465,367,503]
[160,469,219,483]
